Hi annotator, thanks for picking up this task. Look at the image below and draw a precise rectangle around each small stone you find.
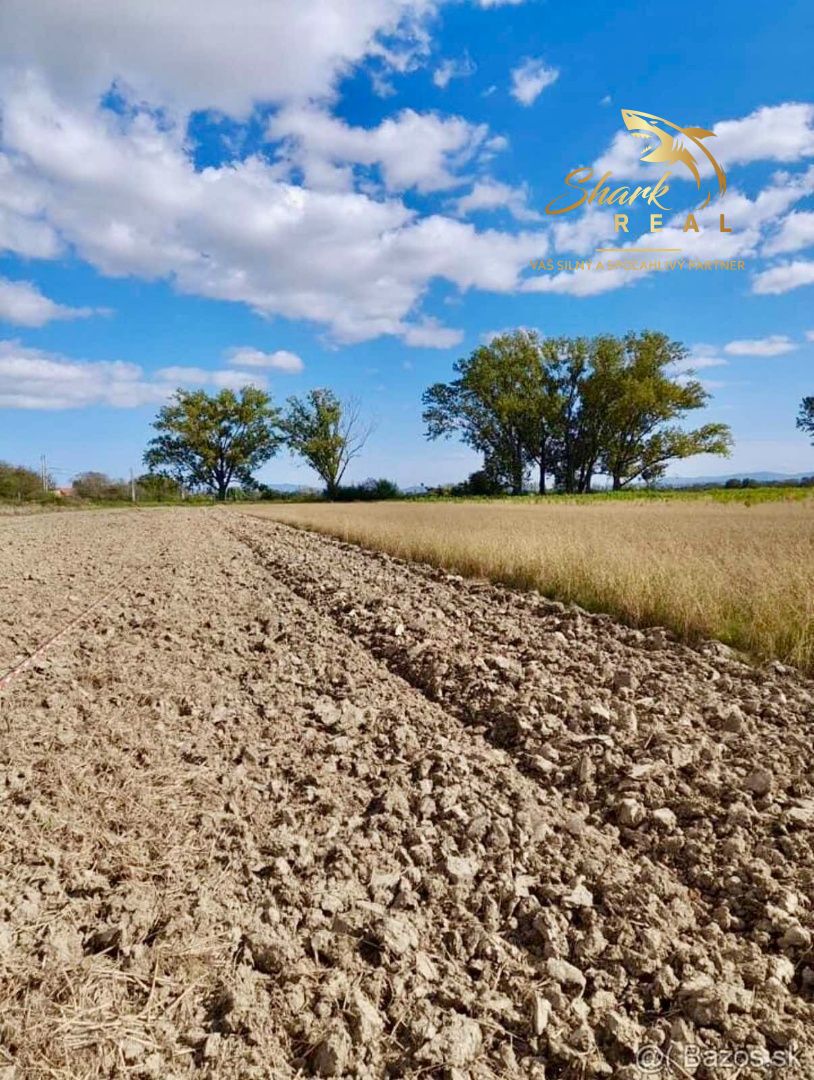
[651,807,677,830]
[585,702,612,723]
[563,882,594,908]
[529,994,551,1035]
[377,915,419,957]
[312,1023,351,1077]
[348,988,383,1044]
[713,703,746,732]
[617,798,645,827]
[612,670,637,691]
[565,813,587,836]
[546,956,586,989]
[417,1016,482,1068]
[445,855,479,884]
[120,1039,144,1064]
[202,1033,221,1060]
[670,1017,696,1045]
[744,768,773,796]
[44,926,83,965]
[785,801,814,826]
[779,924,811,951]
[604,1011,641,1051]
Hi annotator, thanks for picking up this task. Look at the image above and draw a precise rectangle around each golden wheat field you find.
[244,496,814,674]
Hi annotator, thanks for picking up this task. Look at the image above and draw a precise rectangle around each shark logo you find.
[621,109,727,208]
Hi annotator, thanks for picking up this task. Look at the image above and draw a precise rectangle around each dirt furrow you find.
[0,509,811,1079]
[231,514,814,935]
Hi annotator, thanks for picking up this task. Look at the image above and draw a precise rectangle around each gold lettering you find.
[586,171,614,206]
[683,213,700,233]
[720,213,731,233]
[650,213,663,232]
[545,168,593,215]
[648,173,672,210]
[614,214,629,233]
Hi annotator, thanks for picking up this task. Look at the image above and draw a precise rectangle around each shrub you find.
[0,461,44,501]
[333,478,402,501]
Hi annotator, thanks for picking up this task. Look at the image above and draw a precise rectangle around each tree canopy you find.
[144,387,280,500]
[422,330,732,493]
[797,396,814,444]
[281,389,371,498]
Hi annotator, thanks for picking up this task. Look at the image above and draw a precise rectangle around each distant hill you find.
[264,482,321,493]
[661,471,813,487]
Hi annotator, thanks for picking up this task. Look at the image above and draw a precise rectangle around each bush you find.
[333,478,402,501]
[457,469,506,496]
[0,461,44,500]
[73,471,130,500]
[136,472,181,501]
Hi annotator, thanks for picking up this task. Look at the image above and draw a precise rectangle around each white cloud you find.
[401,316,463,348]
[155,365,268,390]
[433,55,475,89]
[675,344,729,372]
[268,105,492,193]
[453,179,541,221]
[0,340,162,409]
[0,80,545,344]
[714,103,814,165]
[0,0,439,116]
[225,347,304,372]
[510,58,559,106]
[753,260,814,295]
[723,335,797,357]
[0,275,104,327]
[806,330,814,342]
[550,206,615,255]
[0,340,269,409]
[762,211,814,256]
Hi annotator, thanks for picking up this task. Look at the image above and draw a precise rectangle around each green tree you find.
[597,332,732,489]
[281,389,372,498]
[144,387,280,501]
[423,330,558,495]
[798,396,814,443]
[0,462,44,500]
[423,330,732,494]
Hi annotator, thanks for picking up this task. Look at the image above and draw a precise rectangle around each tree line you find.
[423,330,733,494]
[144,386,371,501]
[3,329,811,502]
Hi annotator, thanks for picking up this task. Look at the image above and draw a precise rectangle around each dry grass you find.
[244,497,814,674]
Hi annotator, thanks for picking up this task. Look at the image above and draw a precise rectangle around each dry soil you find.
[0,508,812,1079]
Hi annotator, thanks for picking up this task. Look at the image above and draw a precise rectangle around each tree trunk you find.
[538,443,547,495]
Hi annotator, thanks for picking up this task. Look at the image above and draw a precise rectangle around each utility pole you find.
[130,467,136,503]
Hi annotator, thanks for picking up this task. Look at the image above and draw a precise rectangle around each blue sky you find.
[0,0,813,488]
